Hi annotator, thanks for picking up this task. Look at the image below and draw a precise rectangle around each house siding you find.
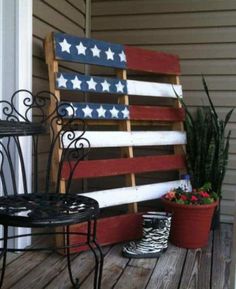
[33,0,86,190]
[91,0,236,223]
[33,0,86,94]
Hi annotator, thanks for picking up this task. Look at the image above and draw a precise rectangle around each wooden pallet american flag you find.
[44,32,187,249]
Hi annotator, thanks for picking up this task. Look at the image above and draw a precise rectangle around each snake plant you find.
[179,77,233,197]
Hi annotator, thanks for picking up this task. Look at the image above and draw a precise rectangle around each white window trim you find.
[0,0,32,249]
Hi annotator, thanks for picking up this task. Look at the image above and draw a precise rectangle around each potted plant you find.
[177,77,233,227]
[162,182,218,248]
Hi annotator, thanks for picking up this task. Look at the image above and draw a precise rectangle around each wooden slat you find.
[62,154,186,179]
[127,80,182,97]
[117,68,137,213]
[71,213,143,252]
[2,251,49,289]
[179,233,213,289]
[79,245,130,289]
[81,180,188,208]
[125,45,180,75]
[146,244,186,289]
[130,105,185,121]
[56,72,182,98]
[60,102,185,121]
[61,131,187,148]
[113,258,156,289]
[212,224,232,289]
[44,249,110,289]
[53,32,181,75]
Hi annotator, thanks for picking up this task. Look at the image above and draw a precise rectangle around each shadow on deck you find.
[1,223,232,289]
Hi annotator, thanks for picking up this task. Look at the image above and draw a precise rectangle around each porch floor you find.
[2,223,232,289]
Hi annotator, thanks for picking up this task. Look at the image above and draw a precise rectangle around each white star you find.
[87,78,97,90]
[101,80,111,92]
[110,106,119,118]
[71,76,82,89]
[119,50,126,62]
[65,104,75,116]
[96,106,106,118]
[82,105,93,118]
[57,74,68,88]
[91,45,101,57]
[76,42,87,55]
[59,39,71,53]
[105,47,115,60]
[115,81,124,93]
[121,107,129,118]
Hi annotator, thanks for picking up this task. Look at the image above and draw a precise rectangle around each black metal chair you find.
[0,90,103,289]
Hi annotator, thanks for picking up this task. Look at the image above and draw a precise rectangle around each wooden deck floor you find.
[1,223,232,289]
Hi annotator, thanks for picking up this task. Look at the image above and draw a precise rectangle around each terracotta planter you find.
[162,199,218,249]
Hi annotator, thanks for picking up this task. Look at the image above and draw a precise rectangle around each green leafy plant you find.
[178,77,233,197]
[163,182,218,205]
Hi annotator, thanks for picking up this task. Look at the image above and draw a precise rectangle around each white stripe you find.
[81,180,187,208]
[61,131,186,148]
[127,80,182,98]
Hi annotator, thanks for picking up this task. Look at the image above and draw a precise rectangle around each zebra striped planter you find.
[162,199,218,248]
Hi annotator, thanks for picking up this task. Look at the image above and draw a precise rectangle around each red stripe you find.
[62,154,186,180]
[130,106,185,121]
[69,213,143,253]
[125,46,180,75]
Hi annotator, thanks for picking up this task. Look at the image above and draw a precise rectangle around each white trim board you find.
[0,0,33,250]
[61,131,186,148]
[81,179,187,208]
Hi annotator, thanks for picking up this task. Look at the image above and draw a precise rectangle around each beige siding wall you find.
[33,0,86,93]
[33,0,86,191]
[91,0,236,223]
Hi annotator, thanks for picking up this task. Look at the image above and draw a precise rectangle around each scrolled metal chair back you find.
[0,90,90,196]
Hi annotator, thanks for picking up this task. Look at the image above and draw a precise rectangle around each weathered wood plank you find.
[212,224,232,289]
[62,154,186,179]
[70,214,142,250]
[81,180,188,208]
[60,102,185,121]
[80,245,130,289]
[2,251,49,289]
[9,253,66,289]
[112,257,156,289]
[61,131,187,148]
[125,45,180,75]
[179,232,213,289]
[56,72,182,98]
[146,244,187,289]
[45,247,110,289]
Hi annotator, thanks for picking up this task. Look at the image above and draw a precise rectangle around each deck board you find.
[0,224,232,289]
[212,224,232,289]
[146,244,186,289]
[178,232,212,289]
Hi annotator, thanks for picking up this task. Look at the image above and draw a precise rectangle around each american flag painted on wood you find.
[54,32,180,75]
[45,32,186,248]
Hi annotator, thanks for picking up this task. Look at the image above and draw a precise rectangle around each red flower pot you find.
[162,199,218,248]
